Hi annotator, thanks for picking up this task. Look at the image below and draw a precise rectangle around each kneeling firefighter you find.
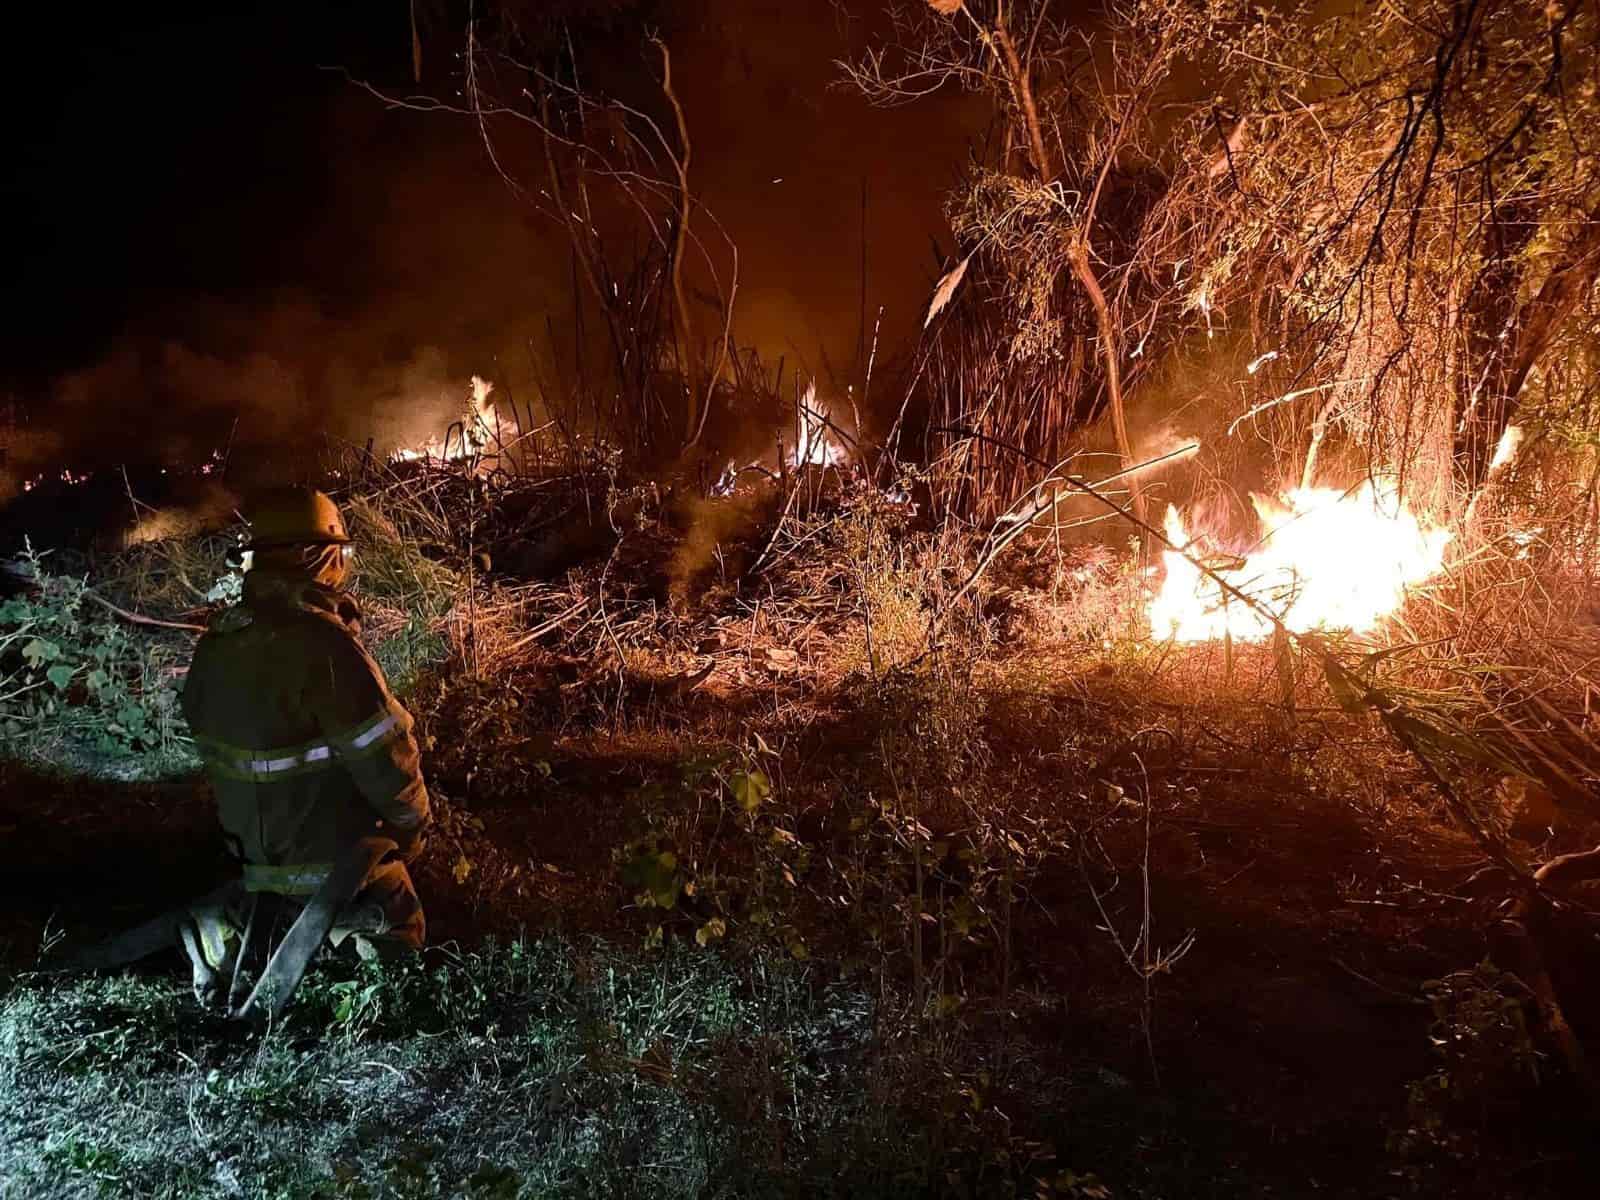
[66,488,431,1018]
[178,487,431,1014]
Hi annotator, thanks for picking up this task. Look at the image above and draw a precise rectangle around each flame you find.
[704,382,849,499]
[711,460,742,496]
[393,375,499,464]
[1489,424,1523,472]
[793,381,846,468]
[1148,480,1451,643]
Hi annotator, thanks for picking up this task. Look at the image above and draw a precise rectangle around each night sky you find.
[1,1,981,480]
[4,3,399,374]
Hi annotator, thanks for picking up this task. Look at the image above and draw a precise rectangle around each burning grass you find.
[1149,479,1453,644]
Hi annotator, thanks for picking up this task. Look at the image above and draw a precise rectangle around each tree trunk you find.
[992,24,1049,194]
[994,18,1145,528]
[1070,243,1147,527]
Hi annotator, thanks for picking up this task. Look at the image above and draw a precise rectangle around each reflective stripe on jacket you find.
[180,574,430,869]
[193,706,408,782]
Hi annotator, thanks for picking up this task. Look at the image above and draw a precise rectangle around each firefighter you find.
[176,487,431,1009]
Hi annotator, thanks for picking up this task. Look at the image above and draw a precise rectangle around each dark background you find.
[0,1,984,484]
[4,2,404,376]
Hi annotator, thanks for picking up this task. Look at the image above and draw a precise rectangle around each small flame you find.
[22,468,92,493]
[1489,425,1523,472]
[1148,480,1451,643]
[793,381,846,469]
[712,460,741,496]
[393,376,499,464]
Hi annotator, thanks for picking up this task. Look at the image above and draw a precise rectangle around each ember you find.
[1148,481,1452,643]
[22,467,92,493]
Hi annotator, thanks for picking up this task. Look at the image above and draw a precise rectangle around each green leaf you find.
[620,847,681,909]
[950,894,984,936]
[85,669,108,692]
[730,769,771,814]
[45,664,74,691]
[21,638,58,668]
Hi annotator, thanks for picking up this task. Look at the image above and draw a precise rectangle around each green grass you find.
[0,939,1104,1200]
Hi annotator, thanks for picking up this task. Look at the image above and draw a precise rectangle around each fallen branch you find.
[83,591,207,634]
[749,479,805,577]
[935,441,1198,625]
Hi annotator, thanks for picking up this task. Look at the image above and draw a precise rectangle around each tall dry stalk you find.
[351,20,742,463]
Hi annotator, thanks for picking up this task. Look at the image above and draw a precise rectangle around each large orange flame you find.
[1148,480,1451,643]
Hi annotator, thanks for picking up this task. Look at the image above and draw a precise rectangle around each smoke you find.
[0,317,471,498]
[665,490,769,608]
[122,480,241,548]
[2,4,989,511]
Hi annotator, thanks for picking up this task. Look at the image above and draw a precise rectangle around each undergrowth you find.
[0,939,1103,1200]
[0,545,194,777]
[0,489,463,779]
[3,462,1596,1198]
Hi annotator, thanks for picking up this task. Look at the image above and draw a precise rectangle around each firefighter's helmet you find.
[242,488,351,549]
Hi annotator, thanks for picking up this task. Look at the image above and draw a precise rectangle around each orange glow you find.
[1148,481,1451,643]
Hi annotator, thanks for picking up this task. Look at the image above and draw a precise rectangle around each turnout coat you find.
[179,571,430,958]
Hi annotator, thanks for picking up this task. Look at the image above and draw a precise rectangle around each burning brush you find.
[712,380,849,497]
[392,376,501,466]
[1148,480,1452,644]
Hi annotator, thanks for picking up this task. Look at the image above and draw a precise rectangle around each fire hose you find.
[232,835,398,1021]
[57,835,400,1022]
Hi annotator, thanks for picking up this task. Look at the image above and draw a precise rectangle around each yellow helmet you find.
[242,487,351,549]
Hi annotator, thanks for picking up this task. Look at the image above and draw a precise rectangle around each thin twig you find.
[503,598,591,653]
